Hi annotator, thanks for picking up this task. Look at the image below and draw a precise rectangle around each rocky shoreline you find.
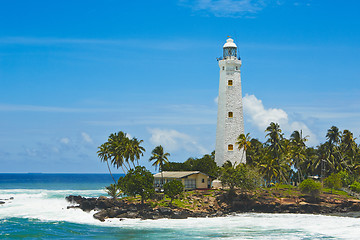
[66,189,360,222]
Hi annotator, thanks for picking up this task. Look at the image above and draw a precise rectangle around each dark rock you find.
[127,212,138,218]
[66,195,83,203]
[107,207,127,218]
[80,199,96,212]
[10,197,14,200]
[158,207,173,215]
[67,205,79,209]
[128,206,138,212]
[93,210,108,222]
[171,211,189,219]
[0,201,5,204]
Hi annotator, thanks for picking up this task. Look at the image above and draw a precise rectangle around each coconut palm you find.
[326,126,341,147]
[97,143,116,184]
[149,145,170,187]
[265,122,287,183]
[290,130,308,183]
[265,122,284,157]
[105,184,121,199]
[236,133,251,163]
[130,137,145,166]
[106,131,132,173]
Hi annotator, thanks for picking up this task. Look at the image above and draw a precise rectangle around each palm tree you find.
[265,122,287,183]
[265,122,284,157]
[326,126,341,147]
[325,126,344,174]
[108,131,129,173]
[258,156,279,187]
[149,145,170,188]
[105,184,121,199]
[290,130,308,183]
[236,133,251,163]
[130,137,145,166]
[97,143,116,184]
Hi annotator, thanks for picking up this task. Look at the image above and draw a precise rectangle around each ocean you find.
[1,173,360,239]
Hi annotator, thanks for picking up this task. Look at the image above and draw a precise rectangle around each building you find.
[215,38,246,166]
[153,171,214,190]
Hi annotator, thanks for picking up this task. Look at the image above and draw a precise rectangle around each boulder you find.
[158,207,173,215]
[0,201,5,204]
[79,199,96,212]
[171,211,189,219]
[93,210,108,222]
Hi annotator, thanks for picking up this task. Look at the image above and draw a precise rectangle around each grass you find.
[322,188,351,197]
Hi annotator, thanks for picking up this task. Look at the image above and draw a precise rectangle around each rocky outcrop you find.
[66,190,360,222]
[66,195,195,221]
[0,197,14,205]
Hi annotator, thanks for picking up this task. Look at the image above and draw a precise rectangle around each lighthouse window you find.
[228,112,233,118]
[228,80,233,86]
[236,66,239,70]
[222,66,225,70]
[228,144,233,151]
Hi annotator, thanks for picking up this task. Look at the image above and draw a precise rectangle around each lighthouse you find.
[215,38,245,166]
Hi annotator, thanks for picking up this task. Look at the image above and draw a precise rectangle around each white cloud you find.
[0,37,213,51]
[60,138,70,144]
[81,132,93,144]
[243,94,318,145]
[243,94,288,129]
[148,128,208,155]
[180,0,267,17]
[214,96,219,104]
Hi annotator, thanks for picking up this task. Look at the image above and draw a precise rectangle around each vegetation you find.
[242,123,360,188]
[220,163,261,195]
[163,180,184,204]
[323,173,342,193]
[149,145,170,188]
[162,151,220,177]
[97,131,145,177]
[118,166,155,204]
[350,181,360,193]
[299,179,322,198]
[97,123,360,205]
[105,183,121,198]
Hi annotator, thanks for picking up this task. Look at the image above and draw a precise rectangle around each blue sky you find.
[1,0,360,173]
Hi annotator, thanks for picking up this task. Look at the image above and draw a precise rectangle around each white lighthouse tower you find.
[215,38,245,166]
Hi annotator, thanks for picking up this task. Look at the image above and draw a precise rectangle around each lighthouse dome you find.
[223,38,237,48]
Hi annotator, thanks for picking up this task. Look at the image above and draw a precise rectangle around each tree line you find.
[98,123,360,200]
[241,122,360,186]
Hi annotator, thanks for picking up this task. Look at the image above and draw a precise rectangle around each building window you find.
[228,80,233,86]
[228,144,233,151]
[228,112,233,118]
[222,66,225,70]
[202,179,205,183]
[236,66,239,70]
[184,179,196,189]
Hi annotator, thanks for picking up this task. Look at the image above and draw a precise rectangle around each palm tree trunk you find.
[121,165,127,175]
[106,161,117,184]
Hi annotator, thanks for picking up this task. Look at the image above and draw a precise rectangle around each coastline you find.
[65,188,360,222]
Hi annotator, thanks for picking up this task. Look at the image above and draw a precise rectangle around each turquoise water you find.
[1,174,360,239]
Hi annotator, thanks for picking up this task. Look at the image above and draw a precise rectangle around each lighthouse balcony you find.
[217,56,241,61]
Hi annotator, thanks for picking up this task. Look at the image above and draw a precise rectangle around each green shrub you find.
[105,183,121,198]
[118,166,155,204]
[350,181,360,193]
[163,180,184,204]
[323,173,342,193]
[338,170,355,187]
[299,179,322,198]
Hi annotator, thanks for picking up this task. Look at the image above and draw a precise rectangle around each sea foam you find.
[1,189,360,239]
